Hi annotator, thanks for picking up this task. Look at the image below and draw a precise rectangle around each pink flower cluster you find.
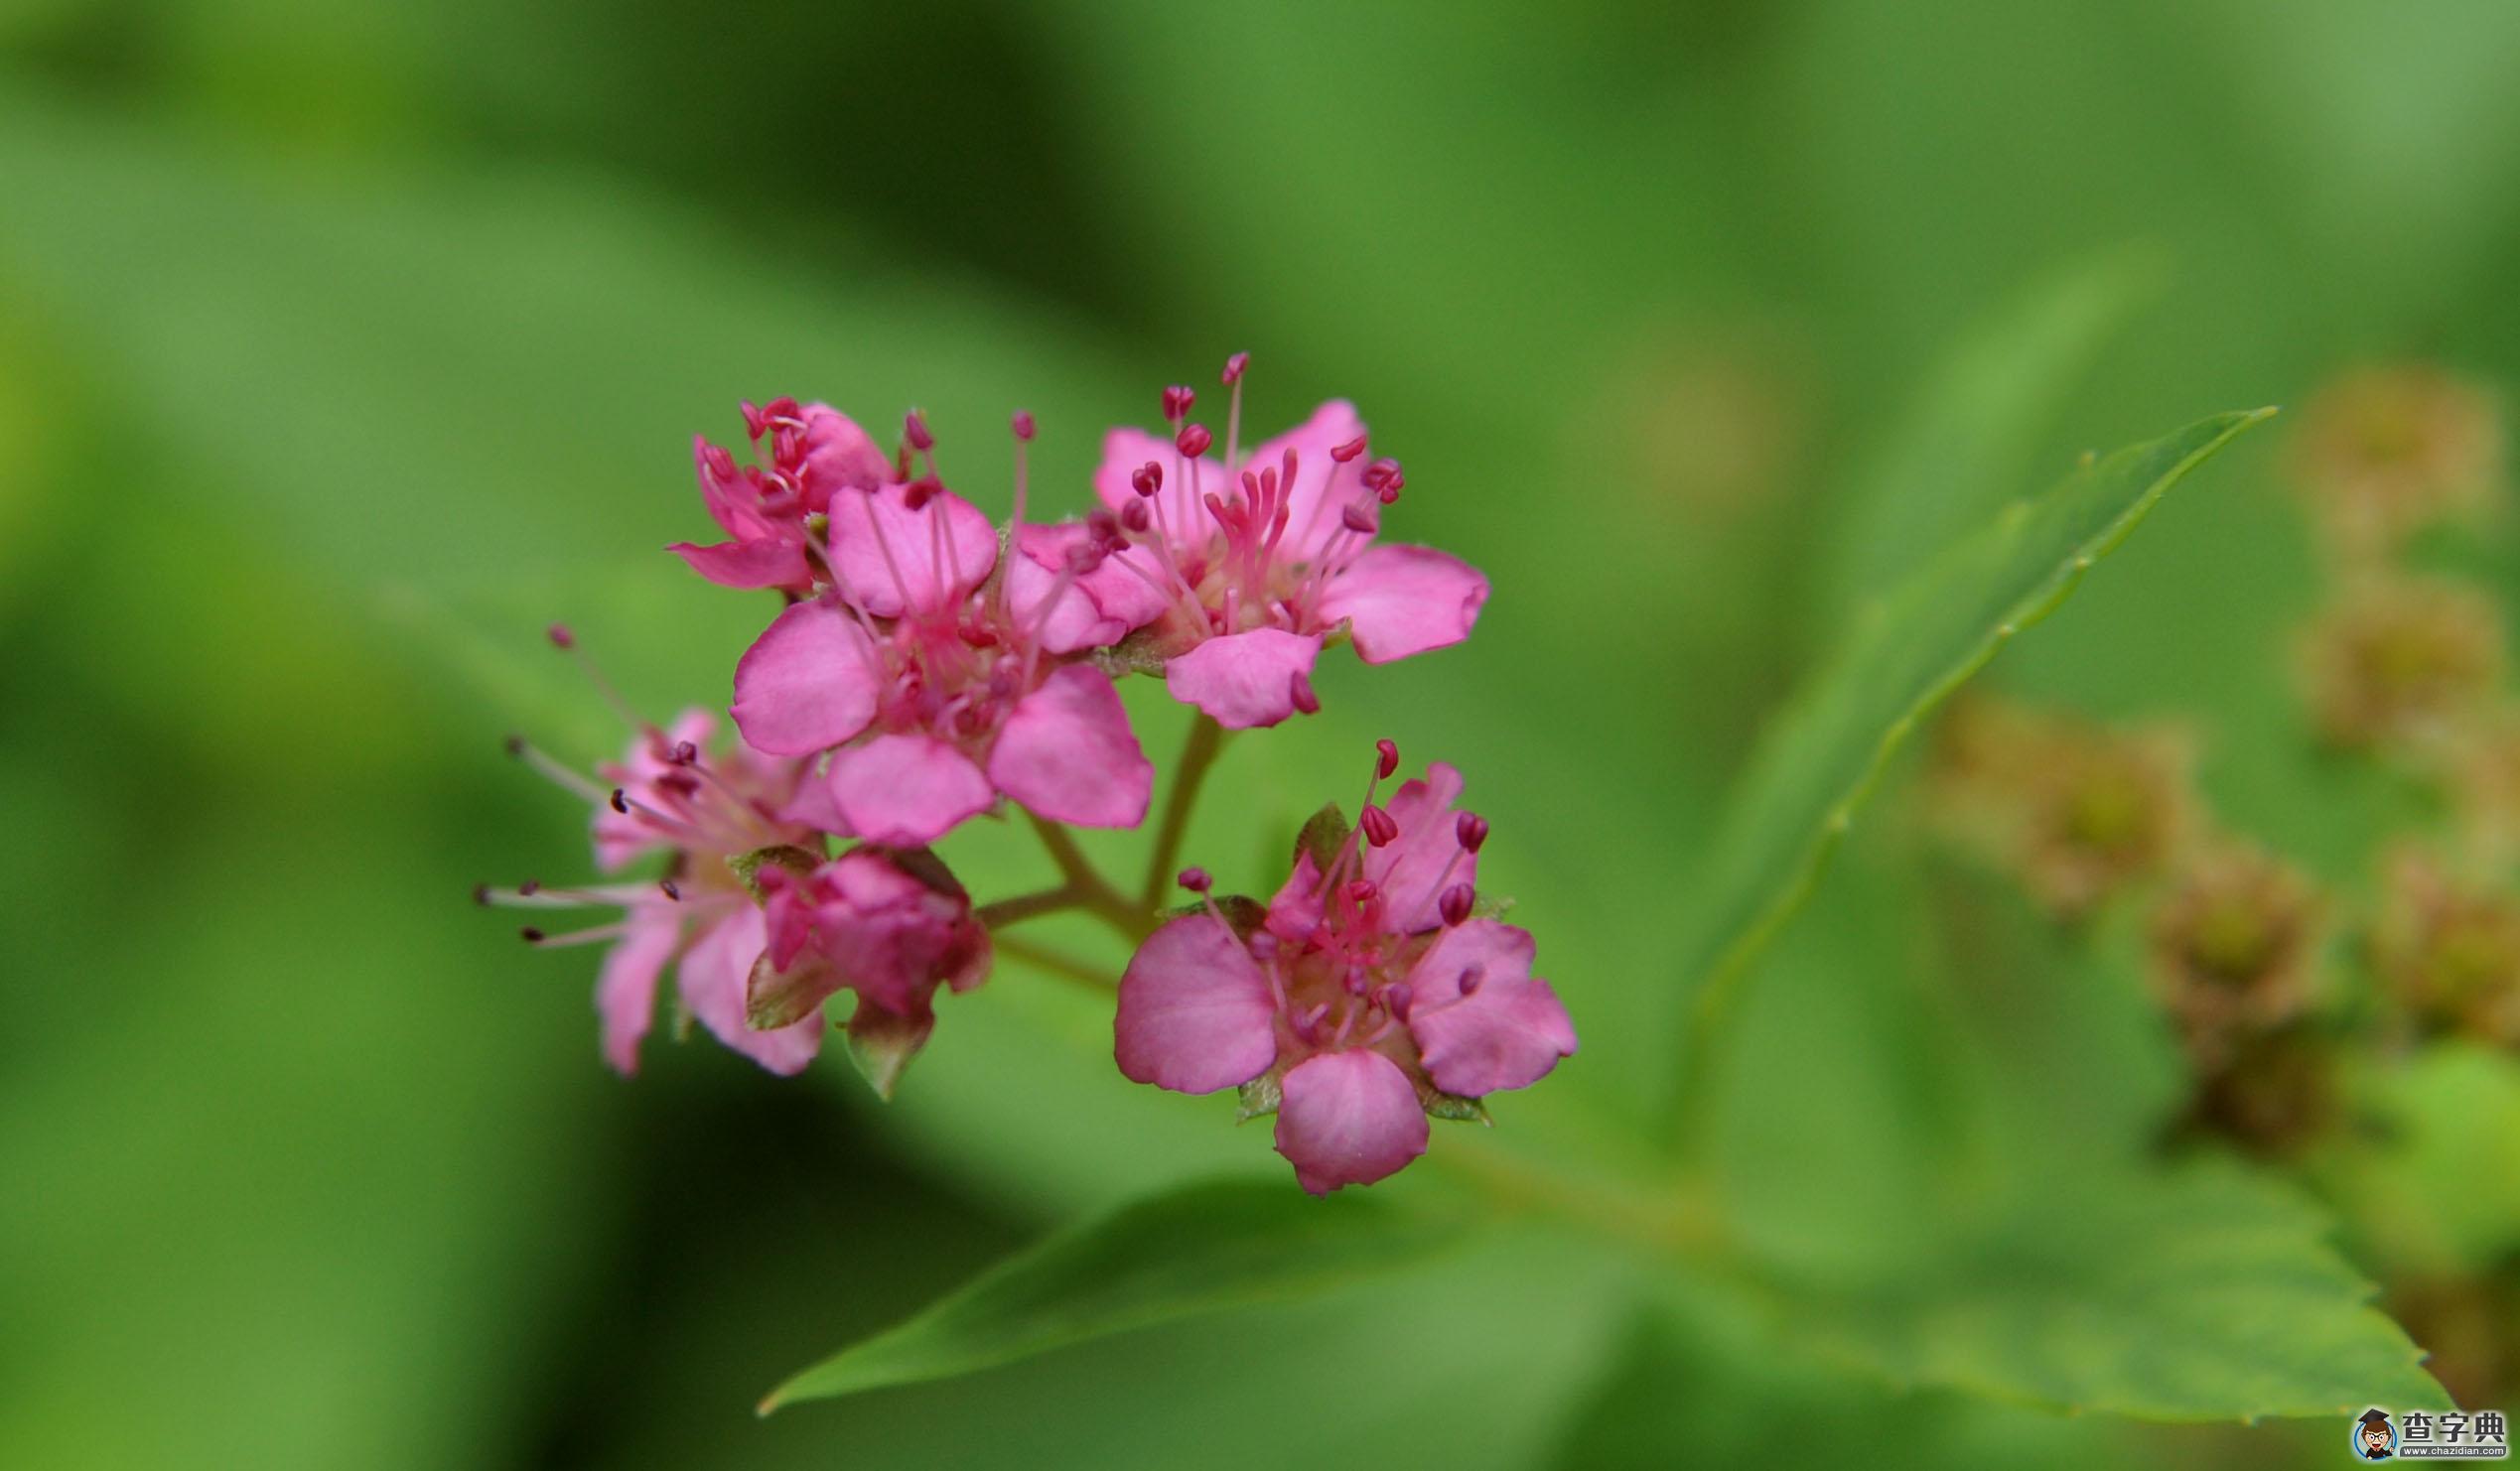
[1117,748,1576,1191]
[490,356,1565,1191]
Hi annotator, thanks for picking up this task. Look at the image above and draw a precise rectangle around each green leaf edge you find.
[1665,408,2276,1126]
[758,1178,1463,1412]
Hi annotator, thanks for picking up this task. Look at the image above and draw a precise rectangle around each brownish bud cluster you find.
[2286,362,2504,558]
[1931,696,2192,920]
[2371,848,2520,1047]
[2298,576,2503,751]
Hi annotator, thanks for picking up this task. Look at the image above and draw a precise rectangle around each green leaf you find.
[1790,1165,2452,1420]
[761,1178,1458,1410]
[1661,410,2272,1129]
[1828,250,2162,610]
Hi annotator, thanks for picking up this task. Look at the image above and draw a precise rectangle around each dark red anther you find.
[502,735,527,757]
[1131,461,1164,497]
[655,771,700,799]
[1375,738,1400,779]
[1290,670,1322,715]
[1162,384,1195,422]
[1176,423,1212,459]
[1340,502,1379,535]
[904,411,935,452]
[1331,436,1368,464]
[1457,964,1485,997]
[1456,812,1488,853]
[1362,457,1403,491]
[1120,498,1153,534]
[903,472,943,511]
[471,882,491,906]
[1221,351,1250,385]
[1011,410,1037,442]
[519,926,546,944]
[1439,883,1474,927]
[667,740,698,766]
[1179,866,1212,893]
[518,878,542,896]
[1359,803,1399,848]
[1345,879,1378,906]
[1382,983,1415,1020]
[546,622,576,650]
[609,788,630,814]
[658,878,681,901]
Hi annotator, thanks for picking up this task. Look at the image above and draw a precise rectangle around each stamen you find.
[1456,812,1489,852]
[504,736,610,804]
[1360,804,1399,847]
[1438,883,1474,927]
[548,625,647,732]
[523,922,637,949]
[1221,350,1248,471]
[1376,738,1401,780]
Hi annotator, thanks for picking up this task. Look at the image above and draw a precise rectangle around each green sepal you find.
[747,947,839,1031]
[1235,1071,1283,1123]
[728,843,821,901]
[1157,893,1267,939]
[1414,1075,1491,1125]
[844,1001,934,1102]
[1294,803,1351,874]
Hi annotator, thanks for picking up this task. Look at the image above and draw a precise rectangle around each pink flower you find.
[1112,745,1575,1193]
[1089,359,1490,730]
[489,708,829,1076]
[668,399,894,594]
[751,847,993,1097]
[728,414,1160,847]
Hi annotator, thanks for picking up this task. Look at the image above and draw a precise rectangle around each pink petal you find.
[678,907,822,1076]
[1319,543,1489,664]
[693,434,765,539]
[826,481,997,617]
[1405,921,1576,1097]
[773,756,852,835]
[668,535,813,591]
[1092,426,1201,538]
[987,665,1153,828]
[1005,524,1128,653]
[1364,762,1475,933]
[1246,400,1370,564]
[595,905,682,1075]
[594,710,724,871]
[829,734,996,846]
[1163,628,1323,730]
[730,600,883,757]
[797,403,893,496]
[1009,523,1173,651]
[1114,914,1280,1094]
[1264,848,1328,945]
[1273,1049,1429,1194]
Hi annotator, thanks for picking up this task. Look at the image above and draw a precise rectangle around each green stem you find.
[1140,714,1229,910]
[1025,812,1150,941]
[991,934,1118,994]
[975,886,1081,931]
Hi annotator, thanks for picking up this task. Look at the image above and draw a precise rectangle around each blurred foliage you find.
[8,0,2520,1466]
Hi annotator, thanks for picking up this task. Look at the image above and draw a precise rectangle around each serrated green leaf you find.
[761,1178,1459,1409]
[1788,1166,2451,1420]
[1829,250,2162,610]
[1662,410,2272,1133]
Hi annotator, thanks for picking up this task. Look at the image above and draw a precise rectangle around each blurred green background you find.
[7,0,2519,1465]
